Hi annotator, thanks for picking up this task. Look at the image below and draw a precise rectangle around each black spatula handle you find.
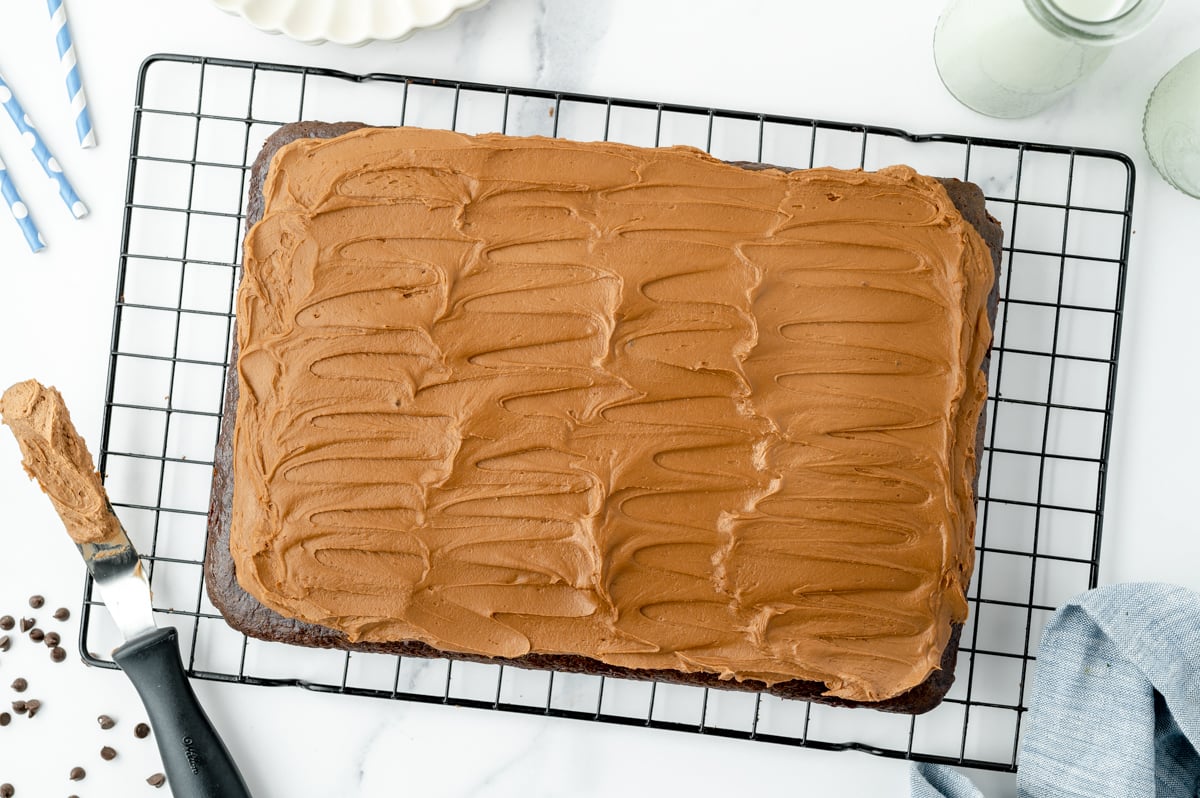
[113,626,252,798]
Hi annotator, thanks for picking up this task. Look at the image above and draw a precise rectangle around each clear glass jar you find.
[1144,48,1200,199]
[934,0,1165,118]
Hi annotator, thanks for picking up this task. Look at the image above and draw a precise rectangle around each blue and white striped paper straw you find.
[0,71,88,219]
[0,151,45,253]
[47,0,95,148]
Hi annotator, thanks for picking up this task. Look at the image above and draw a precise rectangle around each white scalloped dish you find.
[212,0,491,46]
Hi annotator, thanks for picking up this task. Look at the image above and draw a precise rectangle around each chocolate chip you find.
[9,678,26,693]
[0,636,10,652]
[0,783,12,797]
[134,722,150,739]
[68,766,85,781]
[0,616,12,631]
[24,700,39,719]
[18,618,33,633]
[50,647,66,663]
[147,773,166,788]
[100,745,117,761]
[97,714,115,729]
[44,631,60,647]
[0,712,9,726]
[53,607,70,621]
[11,701,26,715]
[27,596,43,610]
[27,629,43,643]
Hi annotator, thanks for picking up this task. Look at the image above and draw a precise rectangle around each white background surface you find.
[0,1,1198,795]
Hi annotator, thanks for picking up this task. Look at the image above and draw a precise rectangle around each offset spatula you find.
[0,380,251,798]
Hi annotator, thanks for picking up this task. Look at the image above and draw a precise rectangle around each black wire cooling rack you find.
[83,53,1136,773]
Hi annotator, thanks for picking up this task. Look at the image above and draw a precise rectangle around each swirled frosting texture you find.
[235,127,994,702]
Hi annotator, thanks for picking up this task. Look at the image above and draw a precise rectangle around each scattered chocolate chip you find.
[0,635,10,652]
[134,722,151,739]
[0,616,12,630]
[97,714,115,730]
[147,773,166,788]
[27,629,43,643]
[0,783,12,797]
[0,712,9,726]
[53,607,70,622]
[27,596,44,610]
[11,701,26,715]
[50,647,66,663]
[18,618,33,633]
[9,678,26,693]
[100,745,117,761]
[44,631,60,647]
[24,700,39,719]
[69,766,85,781]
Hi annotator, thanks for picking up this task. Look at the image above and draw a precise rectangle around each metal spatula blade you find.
[77,522,157,642]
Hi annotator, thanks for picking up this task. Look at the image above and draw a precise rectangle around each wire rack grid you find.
[82,53,1135,773]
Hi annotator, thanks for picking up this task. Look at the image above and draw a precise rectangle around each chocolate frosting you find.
[234,127,994,702]
[1,380,121,545]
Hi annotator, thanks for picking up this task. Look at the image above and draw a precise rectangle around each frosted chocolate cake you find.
[206,123,1002,713]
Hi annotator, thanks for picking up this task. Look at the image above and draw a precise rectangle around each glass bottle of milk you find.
[934,0,1165,118]
[1144,48,1200,198]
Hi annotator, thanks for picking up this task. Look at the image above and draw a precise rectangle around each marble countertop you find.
[0,1,1198,795]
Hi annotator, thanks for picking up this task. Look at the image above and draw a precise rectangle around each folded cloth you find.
[912,583,1200,798]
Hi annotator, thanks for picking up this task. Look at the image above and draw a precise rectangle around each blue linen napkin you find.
[912,583,1200,798]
